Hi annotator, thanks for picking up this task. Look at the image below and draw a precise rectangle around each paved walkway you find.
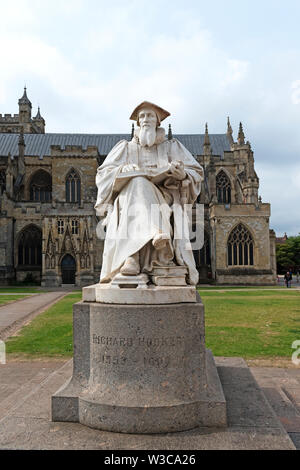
[251,366,300,449]
[0,358,298,449]
[0,292,67,340]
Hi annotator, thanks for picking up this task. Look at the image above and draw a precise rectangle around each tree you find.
[276,235,300,274]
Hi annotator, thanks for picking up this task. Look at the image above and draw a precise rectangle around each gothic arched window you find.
[216,170,231,204]
[0,170,6,194]
[30,170,52,202]
[66,169,81,203]
[18,225,42,266]
[227,224,254,266]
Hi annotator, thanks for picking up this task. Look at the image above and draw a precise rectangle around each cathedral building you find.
[0,88,45,134]
[0,89,277,286]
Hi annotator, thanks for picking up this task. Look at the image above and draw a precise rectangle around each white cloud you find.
[0,34,81,109]
[291,167,300,190]
[1,1,37,31]
[222,60,249,87]
[291,80,300,104]
[256,162,300,236]
[0,1,299,234]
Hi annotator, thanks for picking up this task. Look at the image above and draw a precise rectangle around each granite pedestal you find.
[52,292,227,433]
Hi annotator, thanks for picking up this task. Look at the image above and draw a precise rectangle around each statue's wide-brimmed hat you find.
[130,101,170,125]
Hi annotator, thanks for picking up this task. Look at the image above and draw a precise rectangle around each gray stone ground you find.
[250,365,300,449]
[0,357,298,450]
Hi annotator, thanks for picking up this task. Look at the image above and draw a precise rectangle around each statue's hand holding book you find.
[116,163,181,186]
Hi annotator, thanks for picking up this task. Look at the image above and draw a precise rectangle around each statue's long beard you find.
[139,127,156,147]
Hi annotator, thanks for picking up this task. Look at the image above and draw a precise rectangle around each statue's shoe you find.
[152,233,170,250]
[120,257,140,276]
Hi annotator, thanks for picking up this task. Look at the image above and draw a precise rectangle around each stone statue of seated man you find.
[95,101,203,286]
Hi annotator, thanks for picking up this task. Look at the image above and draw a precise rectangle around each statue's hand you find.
[121,164,140,173]
[168,161,186,181]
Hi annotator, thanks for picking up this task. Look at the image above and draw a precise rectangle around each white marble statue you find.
[95,101,203,286]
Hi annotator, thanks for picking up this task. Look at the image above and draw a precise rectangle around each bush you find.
[276,235,300,274]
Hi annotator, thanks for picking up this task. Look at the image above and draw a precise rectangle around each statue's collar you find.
[133,127,167,146]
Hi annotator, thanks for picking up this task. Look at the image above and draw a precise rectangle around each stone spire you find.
[18,127,25,175]
[203,123,212,155]
[18,87,32,108]
[6,152,13,176]
[7,152,12,168]
[168,124,173,141]
[206,124,216,202]
[237,122,245,145]
[33,106,45,133]
[5,152,14,198]
[18,87,32,124]
[34,107,43,120]
[227,116,234,145]
[18,126,25,146]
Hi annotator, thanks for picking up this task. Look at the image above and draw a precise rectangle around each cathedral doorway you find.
[61,254,76,284]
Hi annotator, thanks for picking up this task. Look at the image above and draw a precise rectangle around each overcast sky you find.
[0,0,299,236]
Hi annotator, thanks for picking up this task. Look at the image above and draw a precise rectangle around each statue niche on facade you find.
[95,101,203,288]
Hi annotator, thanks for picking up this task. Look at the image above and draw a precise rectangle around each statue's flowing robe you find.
[95,135,203,285]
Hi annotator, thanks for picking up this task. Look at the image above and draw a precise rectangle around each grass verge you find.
[0,295,32,306]
[5,289,300,361]
[199,289,300,358]
[0,288,45,293]
[6,292,81,359]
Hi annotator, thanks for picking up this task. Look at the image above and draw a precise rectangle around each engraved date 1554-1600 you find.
[97,353,186,370]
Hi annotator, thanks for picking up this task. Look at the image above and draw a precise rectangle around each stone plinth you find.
[82,283,197,304]
[52,295,227,433]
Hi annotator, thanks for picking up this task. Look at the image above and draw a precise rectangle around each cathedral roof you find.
[0,132,231,159]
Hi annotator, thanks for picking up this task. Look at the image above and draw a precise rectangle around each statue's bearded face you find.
[138,108,158,147]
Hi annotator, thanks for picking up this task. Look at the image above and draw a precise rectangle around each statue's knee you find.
[128,176,151,188]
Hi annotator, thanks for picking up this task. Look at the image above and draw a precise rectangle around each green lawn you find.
[6,292,81,359]
[0,295,32,306]
[199,289,300,358]
[198,286,286,290]
[5,289,300,360]
[0,287,46,306]
[0,287,44,293]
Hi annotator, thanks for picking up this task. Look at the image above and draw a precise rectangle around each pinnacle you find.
[34,107,43,120]
[237,122,245,145]
[18,87,32,107]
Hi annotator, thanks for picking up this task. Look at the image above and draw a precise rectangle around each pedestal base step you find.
[52,350,226,434]
[151,276,187,286]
